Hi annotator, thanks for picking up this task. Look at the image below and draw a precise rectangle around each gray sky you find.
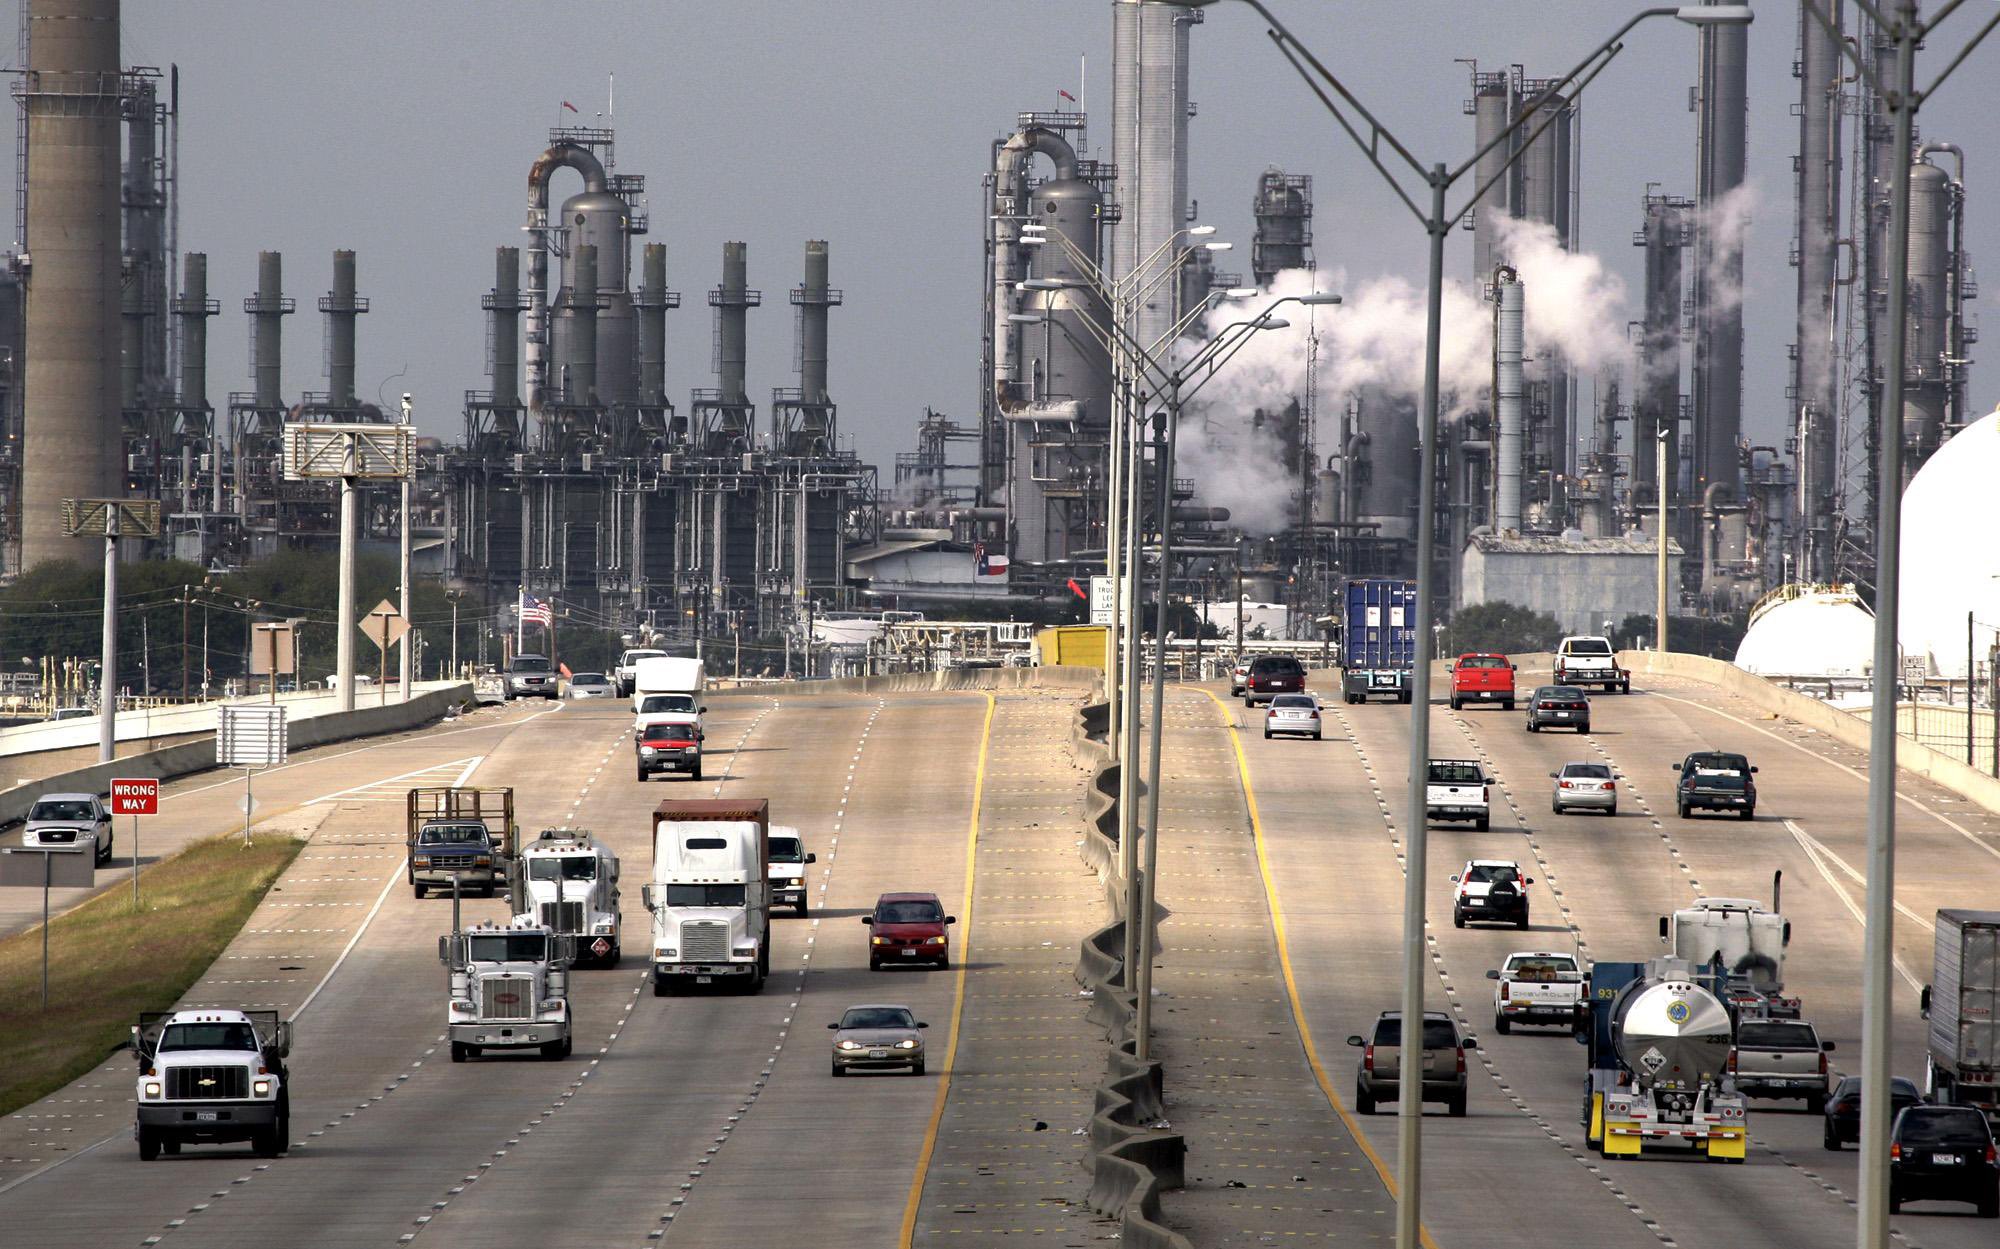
[9,1,1995,483]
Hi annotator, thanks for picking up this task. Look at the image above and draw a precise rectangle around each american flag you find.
[519,592,553,628]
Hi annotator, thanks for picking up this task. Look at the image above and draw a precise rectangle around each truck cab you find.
[1449,653,1517,711]
[130,1008,291,1159]
[513,829,622,965]
[441,920,574,1061]
[767,825,816,915]
[1661,888,1796,1016]
[1553,635,1630,693]
[644,799,771,995]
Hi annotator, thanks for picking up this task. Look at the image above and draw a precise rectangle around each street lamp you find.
[1189,4,1751,1247]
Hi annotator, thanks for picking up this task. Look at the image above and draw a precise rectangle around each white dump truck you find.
[1660,876,1797,1018]
[644,798,770,996]
[440,919,574,1062]
[513,828,622,966]
[129,1008,292,1160]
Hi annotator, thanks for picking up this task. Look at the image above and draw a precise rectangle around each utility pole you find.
[398,394,415,701]
[1657,428,1670,653]
[180,587,189,700]
[99,508,118,762]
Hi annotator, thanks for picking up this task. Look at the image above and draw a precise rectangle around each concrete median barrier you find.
[1622,650,2000,817]
[1,683,472,829]
[716,665,1100,698]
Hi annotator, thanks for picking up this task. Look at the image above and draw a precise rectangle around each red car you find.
[1449,653,1516,711]
[864,892,956,970]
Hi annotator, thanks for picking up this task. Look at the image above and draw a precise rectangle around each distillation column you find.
[1634,195,1692,517]
[1492,267,1525,533]
[20,0,124,567]
[1692,4,1749,509]
[171,252,218,516]
[1793,0,1842,579]
[1112,0,1199,352]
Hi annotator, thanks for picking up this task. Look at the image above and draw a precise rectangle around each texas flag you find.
[974,542,1010,578]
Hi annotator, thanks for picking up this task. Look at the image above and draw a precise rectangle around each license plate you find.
[696,976,712,985]
[901,949,917,957]
[1551,711,1571,718]
[869,1049,889,1060]
[1932,1152,1960,1165]
[1468,899,1485,906]
[195,1111,218,1122]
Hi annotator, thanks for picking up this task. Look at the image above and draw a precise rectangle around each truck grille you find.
[539,901,585,933]
[480,976,535,1021]
[165,1065,249,1100]
[680,920,730,961]
[431,853,481,870]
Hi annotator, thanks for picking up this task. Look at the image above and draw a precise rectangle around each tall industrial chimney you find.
[1492,268,1525,533]
[714,241,754,408]
[635,242,672,409]
[796,240,835,406]
[1112,0,1199,350]
[20,0,124,567]
[1793,0,1842,579]
[172,252,214,414]
[1634,193,1692,509]
[245,250,292,412]
[319,249,367,410]
[1692,4,1749,507]
[486,247,523,408]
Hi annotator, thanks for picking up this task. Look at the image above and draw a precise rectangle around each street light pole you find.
[98,509,119,764]
[1657,428,1670,653]
[336,437,358,713]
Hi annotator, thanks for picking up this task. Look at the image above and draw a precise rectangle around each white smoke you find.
[1176,233,1635,534]
[1692,182,1758,316]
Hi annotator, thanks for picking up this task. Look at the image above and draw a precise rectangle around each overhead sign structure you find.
[219,704,289,768]
[60,497,163,539]
[109,777,159,816]
[281,422,415,482]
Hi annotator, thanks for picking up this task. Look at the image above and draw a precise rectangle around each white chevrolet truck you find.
[1553,635,1631,693]
[129,1008,292,1159]
[1426,759,1491,831]
[1487,950,1587,1034]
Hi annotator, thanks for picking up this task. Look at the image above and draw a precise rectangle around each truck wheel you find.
[1355,1083,1375,1115]
[1453,908,1465,929]
[692,763,703,782]
[796,897,810,916]
[1495,1016,1511,1035]
[636,767,647,782]
[1740,806,1756,821]
[1805,1093,1825,1115]
[1475,817,1490,831]
[653,975,670,998]
[1449,696,1461,711]
[254,1125,283,1158]
[1621,681,1631,694]
[450,1042,469,1062]
[138,1127,161,1160]
[1503,700,1515,711]
[1398,691,1413,705]
[413,883,426,899]
[1448,1092,1468,1118]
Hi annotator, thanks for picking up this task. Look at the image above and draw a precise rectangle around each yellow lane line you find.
[898,691,997,1248]
[1198,688,1440,1249]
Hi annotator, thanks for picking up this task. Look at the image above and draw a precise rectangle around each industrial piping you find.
[524,142,609,424]
[1492,267,1525,533]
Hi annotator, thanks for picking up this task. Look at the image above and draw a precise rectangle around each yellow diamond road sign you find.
[360,599,410,651]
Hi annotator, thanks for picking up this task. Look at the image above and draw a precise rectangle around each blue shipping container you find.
[1338,579,1417,702]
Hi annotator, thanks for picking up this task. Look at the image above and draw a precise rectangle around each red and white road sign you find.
[109,777,159,816]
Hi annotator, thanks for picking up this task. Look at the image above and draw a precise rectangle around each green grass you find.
[0,834,304,1117]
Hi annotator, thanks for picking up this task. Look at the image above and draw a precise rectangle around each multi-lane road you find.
[4,665,1998,1247]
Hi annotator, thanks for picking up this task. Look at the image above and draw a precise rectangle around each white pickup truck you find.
[1553,635,1630,694]
[1426,759,1491,831]
[1486,950,1587,1034]
[1730,1016,1835,1112]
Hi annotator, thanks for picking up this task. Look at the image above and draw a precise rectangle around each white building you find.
[1459,531,1682,635]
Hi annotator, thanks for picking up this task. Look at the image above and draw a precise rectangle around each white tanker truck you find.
[1579,956,1748,1162]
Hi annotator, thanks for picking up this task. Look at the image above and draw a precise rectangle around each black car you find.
[1672,750,1758,820]
[1525,685,1590,733]
[1889,1104,1998,1217]
[1824,1076,1924,1151]
[1243,655,1307,707]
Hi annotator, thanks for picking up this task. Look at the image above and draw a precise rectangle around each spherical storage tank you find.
[1733,586,1874,679]
[1898,404,2000,678]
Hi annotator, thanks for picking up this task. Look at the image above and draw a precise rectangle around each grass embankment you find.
[0,834,304,1117]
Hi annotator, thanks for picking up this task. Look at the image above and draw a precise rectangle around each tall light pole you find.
[59,500,160,763]
[398,394,416,702]
[1795,3,2000,1243]
[1657,427,1670,653]
[1189,5,1751,1246]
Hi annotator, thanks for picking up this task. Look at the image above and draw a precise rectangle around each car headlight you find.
[925,935,948,945]
[836,1039,865,1051]
[871,936,890,946]
[413,855,432,868]
[657,948,677,959]
[253,1079,272,1097]
[894,1039,920,1050]
[640,746,658,756]
[539,998,564,1012]
[473,855,492,867]
[451,1000,475,1014]
[733,943,757,956]
[142,1081,162,1099]
[594,922,614,934]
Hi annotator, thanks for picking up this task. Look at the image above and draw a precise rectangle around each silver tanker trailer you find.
[1578,957,1748,1161]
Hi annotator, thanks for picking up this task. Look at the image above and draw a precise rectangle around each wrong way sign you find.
[109,777,159,816]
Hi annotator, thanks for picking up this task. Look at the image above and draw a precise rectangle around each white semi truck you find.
[129,1008,292,1159]
[440,919,574,1062]
[644,798,770,996]
[1660,876,1797,1018]
[513,828,622,966]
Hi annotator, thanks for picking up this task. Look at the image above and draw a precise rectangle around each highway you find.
[4,667,1999,1247]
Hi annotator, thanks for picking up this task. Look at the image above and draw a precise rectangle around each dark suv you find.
[1889,1104,1998,1217]
[1243,655,1307,706]
[1672,750,1757,820]
[1347,1010,1472,1117]
[506,654,559,700]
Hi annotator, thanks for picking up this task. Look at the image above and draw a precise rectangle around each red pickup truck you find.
[1449,653,1517,711]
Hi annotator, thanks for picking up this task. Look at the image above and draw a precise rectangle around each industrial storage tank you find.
[1733,584,1873,680]
[1020,175,1111,422]
[1898,403,2000,677]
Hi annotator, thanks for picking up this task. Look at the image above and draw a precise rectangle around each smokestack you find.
[245,251,292,411]
[1794,1,1842,578]
[485,246,523,407]
[20,0,124,567]
[319,249,367,409]
[567,243,599,406]
[1693,6,1749,503]
[1492,268,1525,533]
[1112,0,1199,350]
[172,252,216,412]
[1635,194,1692,507]
[797,240,834,405]
[635,242,673,408]
[712,241,755,407]
[1468,71,1514,281]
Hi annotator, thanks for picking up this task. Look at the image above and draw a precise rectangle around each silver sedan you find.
[828,1004,928,1076]
[1550,761,1618,815]
[1264,692,1323,740]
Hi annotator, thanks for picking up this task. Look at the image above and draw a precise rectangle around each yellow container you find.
[1035,625,1109,670]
